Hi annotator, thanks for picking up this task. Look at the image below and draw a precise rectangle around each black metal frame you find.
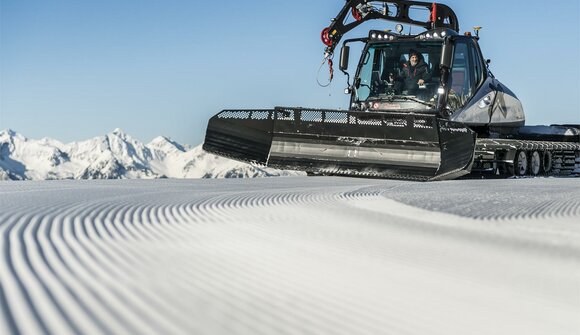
[324,0,459,55]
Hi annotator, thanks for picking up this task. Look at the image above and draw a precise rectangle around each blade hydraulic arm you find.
[322,0,459,56]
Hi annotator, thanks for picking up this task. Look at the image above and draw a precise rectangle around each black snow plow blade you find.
[203,107,476,181]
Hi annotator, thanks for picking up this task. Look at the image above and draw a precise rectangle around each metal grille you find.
[325,112,349,124]
[216,108,442,131]
[218,110,251,119]
[217,109,273,120]
[268,107,439,130]
[301,110,324,122]
[414,117,435,129]
[382,115,408,128]
[356,118,382,126]
[252,111,271,120]
[275,109,295,121]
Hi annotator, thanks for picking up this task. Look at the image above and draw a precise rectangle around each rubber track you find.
[476,138,580,151]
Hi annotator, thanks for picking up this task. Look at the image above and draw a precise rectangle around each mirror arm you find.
[436,36,455,117]
[339,38,367,91]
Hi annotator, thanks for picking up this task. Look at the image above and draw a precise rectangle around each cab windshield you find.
[355,41,442,111]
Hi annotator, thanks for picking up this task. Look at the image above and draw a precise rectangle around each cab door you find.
[447,38,483,111]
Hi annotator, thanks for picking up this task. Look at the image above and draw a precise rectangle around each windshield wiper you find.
[385,95,436,108]
[378,95,437,108]
[356,95,437,110]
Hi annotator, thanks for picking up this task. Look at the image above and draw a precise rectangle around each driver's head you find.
[409,50,420,66]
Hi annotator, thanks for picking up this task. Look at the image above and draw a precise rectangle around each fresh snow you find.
[0,177,579,335]
[0,129,298,180]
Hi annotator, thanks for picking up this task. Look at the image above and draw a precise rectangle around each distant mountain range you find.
[0,129,298,181]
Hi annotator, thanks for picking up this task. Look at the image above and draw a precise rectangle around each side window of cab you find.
[469,40,485,90]
[449,40,475,110]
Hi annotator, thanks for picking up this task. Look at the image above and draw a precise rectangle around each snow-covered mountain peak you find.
[104,130,150,158]
[111,128,125,135]
[0,129,27,142]
[1,129,18,136]
[0,129,70,180]
[38,137,65,148]
[148,136,186,154]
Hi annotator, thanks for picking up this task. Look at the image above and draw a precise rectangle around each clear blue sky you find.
[1,0,579,146]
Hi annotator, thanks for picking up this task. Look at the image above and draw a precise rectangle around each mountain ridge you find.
[0,129,297,181]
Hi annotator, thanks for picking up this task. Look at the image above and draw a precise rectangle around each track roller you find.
[511,150,528,176]
[542,151,553,174]
[530,151,541,176]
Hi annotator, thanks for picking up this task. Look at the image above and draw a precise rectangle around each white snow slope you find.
[0,129,296,180]
[0,177,579,335]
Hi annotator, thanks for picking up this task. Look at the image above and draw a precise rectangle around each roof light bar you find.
[368,30,398,41]
[415,29,457,40]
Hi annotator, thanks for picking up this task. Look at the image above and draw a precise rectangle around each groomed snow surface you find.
[1,177,579,335]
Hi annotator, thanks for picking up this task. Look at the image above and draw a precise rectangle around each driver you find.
[401,50,431,95]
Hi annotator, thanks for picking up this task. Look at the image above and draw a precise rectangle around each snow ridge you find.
[0,129,296,180]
